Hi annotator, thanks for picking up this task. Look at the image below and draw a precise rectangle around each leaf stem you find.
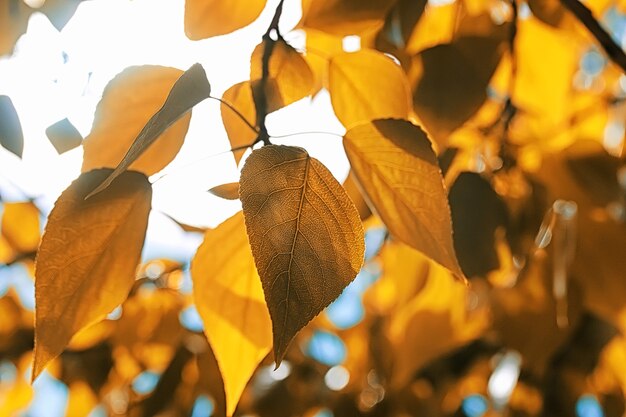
[208,96,259,134]
[559,0,626,73]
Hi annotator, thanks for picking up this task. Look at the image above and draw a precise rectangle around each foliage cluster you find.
[1,0,626,416]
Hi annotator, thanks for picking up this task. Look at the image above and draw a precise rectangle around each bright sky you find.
[0,0,350,261]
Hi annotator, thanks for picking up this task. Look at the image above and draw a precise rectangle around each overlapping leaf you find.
[301,0,397,35]
[412,36,504,144]
[33,169,151,380]
[82,66,193,179]
[250,38,314,111]
[239,145,364,363]
[184,0,267,40]
[329,49,411,128]
[221,81,258,166]
[1,201,40,254]
[343,119,464,279]
[86,63,210,197]
[191,212,272,416]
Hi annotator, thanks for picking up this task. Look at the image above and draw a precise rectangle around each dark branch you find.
[560,0,626,73]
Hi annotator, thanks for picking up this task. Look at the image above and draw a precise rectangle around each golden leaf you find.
[304,29,344,94]
[344,119,464,279]
[328,49,411,128]
[239,145,364,363]
[301,0,396,36]
[1,201,40,254]
[191,212,272,416]
[86,63,210,198]
[184,0,267,40]
[208,182,240,200]
[389,259,489,387]
[82,66,192,178]
[221,81,257,166]
[33,169,151,380]
[250,38,314,110]
[412,36,504,144]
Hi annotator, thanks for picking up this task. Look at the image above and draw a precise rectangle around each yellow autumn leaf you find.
[389,259,489,387]
[221,81,258,166]
[328,49,411,128]
[208,182,240,200]
[191,212,272,416]
[66,381,98,417]
[87,63,210,198]
[364,240,429,315]
[304,29,344,94]
[239,145,364,363]
[1,201,40,254]
[301,0,396,36]
[412,36,504,144]
[342,170,372,221]
[33,169,152,381]
[344,119,464,279]
[250,37,314,110]
[184,0,267,40]
[82,66,192,177]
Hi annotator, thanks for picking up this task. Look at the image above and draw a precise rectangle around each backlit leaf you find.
[240,145,364,363]
[449,172,508,278]
[191,212,272,416]
[33,169,151,380]
[86,63,210,198]
[82,65,192,178]
[221,81,258,166]
[412,36,504,144]
[1,201,40,254]
[208,182,240,200]
[329,49,411,128]
[0,95,24,158]
[250,38,314,110]
[302,0,397,36]
[184,0,267,40]
[343,119,464,279]
[45,118,83,155]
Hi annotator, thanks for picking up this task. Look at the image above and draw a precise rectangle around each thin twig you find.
[560,0,626,73]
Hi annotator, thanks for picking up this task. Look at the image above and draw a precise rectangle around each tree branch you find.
[560,0,626,73]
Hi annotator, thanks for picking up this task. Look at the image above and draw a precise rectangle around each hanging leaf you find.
[184,0,267,40]
[328,49,411,128]
[33,169,151,381]
[0,95,24,158]
[208,182,240,200]
[250,38,314,110]
[86,63,210,198]
[449,172,508,278]
[45,118,83,155]
[1,201,40,254]
[82,66,192,179]
[191,212,272,416]
[412,36,504,144]
[301,0,397,36]
[39,0,87,30]
[343,119,464,279]
[221,81,258,166]
[239,145,364,363]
